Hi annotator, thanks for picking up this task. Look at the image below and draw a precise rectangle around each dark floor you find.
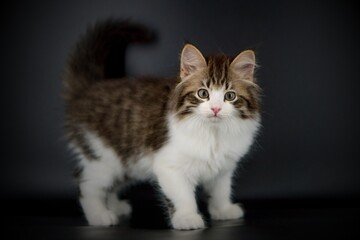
[2,185,360,240]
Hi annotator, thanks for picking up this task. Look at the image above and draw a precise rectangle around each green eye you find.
[224,91,236,101]
[197,89,209,99]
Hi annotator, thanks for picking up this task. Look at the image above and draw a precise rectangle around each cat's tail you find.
[64,19,155,101]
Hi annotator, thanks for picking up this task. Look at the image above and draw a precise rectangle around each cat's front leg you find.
[204,171,244,221]
[154,161,205,230]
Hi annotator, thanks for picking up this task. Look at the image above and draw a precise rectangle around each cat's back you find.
[67,77,176,121]
[66,77,177,159]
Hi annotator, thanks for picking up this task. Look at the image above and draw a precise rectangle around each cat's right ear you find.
[180,44,207,79]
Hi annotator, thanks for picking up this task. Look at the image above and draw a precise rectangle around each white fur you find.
[107,192,132,217]
[153,113,259,229]
[73,101,260,229]
[126,154,155,181]
[75,131,128,226]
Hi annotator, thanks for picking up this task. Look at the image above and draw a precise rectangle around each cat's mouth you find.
[208,115,222,121]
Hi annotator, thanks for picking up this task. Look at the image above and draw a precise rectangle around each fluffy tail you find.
[64,19,155,101]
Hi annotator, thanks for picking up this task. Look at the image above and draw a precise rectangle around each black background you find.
[1,0,359,203]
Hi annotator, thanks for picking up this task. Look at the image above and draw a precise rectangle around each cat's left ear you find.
[230,50,256,80]
[180,44,207,79]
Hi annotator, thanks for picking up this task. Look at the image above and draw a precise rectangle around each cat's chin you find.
[207,116,223,123]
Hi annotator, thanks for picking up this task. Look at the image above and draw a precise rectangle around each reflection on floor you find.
[2,184,360,240]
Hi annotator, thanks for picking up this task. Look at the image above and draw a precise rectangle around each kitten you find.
[64,19,261,230]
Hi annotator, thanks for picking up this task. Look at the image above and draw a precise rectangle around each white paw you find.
[171,212,205,230]
[87,210,119,226]
[108,200,132,217]
[209,203,244,220]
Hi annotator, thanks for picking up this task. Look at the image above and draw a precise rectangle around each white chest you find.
[162,115,260,183]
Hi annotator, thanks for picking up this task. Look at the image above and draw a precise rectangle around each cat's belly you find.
[125,154,156,181]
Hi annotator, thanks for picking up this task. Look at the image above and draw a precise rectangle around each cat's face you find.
[171,44,260,123]
[194,86,246,122]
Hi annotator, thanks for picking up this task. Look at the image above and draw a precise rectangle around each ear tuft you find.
[180,44,206,78]
[230,50,256,80]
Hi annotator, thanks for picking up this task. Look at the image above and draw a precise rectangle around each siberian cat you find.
[64,19,261,230]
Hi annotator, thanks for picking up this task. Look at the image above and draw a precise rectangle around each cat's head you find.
[171,44,261,123]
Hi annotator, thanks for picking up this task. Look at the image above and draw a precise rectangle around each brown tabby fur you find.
[64,19,261,163]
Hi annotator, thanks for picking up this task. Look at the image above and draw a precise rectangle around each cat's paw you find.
[87,210,119,226]
[209,203,244,220]
[108,199,132,217]
[171,212,205,230]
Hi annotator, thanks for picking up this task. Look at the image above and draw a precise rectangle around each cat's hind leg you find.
[79,178,118,226]
[107,186,132,218]
[73,131,126,226]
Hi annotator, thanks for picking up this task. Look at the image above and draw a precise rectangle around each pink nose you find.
[211,106,221,116]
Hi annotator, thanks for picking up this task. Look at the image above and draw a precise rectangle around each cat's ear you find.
[230,50,256,80]
[180,44,207,78]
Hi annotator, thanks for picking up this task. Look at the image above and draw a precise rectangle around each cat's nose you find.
[211,106,221,116]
